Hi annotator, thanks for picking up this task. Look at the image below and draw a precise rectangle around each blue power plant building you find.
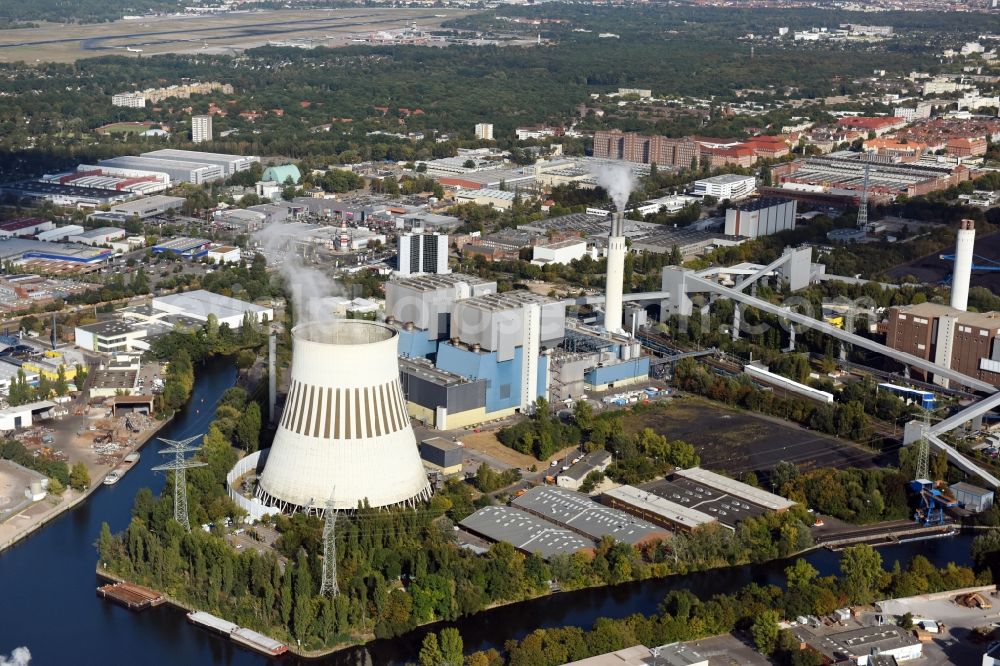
[386,273,651,429]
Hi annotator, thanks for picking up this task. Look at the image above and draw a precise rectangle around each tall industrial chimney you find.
[604,212,626,333]
[950,219,975,311]
[268,333,277,425]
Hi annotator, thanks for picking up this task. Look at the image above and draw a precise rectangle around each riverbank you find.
[0,413,173,553]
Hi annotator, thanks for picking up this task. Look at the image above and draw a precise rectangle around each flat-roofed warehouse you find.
[512,486,670,545]
[139,149,259,177]
[99,156,224,185]
[152,290,273,329]
[638,467,795,530]
[459,505,596,559]
[602,484,719,532]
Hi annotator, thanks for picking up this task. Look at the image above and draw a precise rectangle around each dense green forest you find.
[3,5,998,177]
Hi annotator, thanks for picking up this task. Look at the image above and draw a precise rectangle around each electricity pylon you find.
[915,409,931,481]
[151,434,206,532]
[320,495,339,597]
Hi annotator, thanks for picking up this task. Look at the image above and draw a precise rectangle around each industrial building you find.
[631,467,795,531]
[67,227,126,247]
[885,301,1000,388]
[0,239,114,272]
[602,484,719,532]
[151,237,212,259]
[94,195,186,222]
[151,290,272,328]
[387,273,497,347]
[0,180,134,208]
[36,226,84,243]
[771,152,970,200]
[531,239,588,266]
[556,450,613,490]
[0,219,55,239]
[99,155,224,185]
[0,400,56,431]
[950,481,994,513]
[138,149,258,178]
[397,232,449,276]
[256,321,432,513]
[512,486,670,545]
[40,165,170,196]
[458,505,596,559]
[74,307,205,353]
[399,357,487,429]
[792,624,921,664]
[418,437,463,475]
[692,174,757,201]
[744,363,834,404]
[207,245,242,264]
[724,198,797,239]
[565,643,708,666]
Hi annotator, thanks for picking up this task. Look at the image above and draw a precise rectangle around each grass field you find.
[96,122,155,135]
[623,398,883,477]
[0,9,467,63]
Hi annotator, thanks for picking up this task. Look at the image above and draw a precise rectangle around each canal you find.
[0,357,981,665]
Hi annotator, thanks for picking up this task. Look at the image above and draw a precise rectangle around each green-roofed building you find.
[262,164,301,185]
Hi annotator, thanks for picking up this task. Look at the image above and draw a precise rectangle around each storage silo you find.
[257,320,431,513]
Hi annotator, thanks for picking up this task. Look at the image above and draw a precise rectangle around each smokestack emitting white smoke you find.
[0,648,31,666]
[593,163,636,214]
[255,222,345,323]
[592,164,634,334]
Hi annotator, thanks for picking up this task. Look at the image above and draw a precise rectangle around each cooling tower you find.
[257,320,431,512]
[604,212,626,334]
[950,218,975,312]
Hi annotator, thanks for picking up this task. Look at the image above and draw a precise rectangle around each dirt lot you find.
[888,230,1000,292]
[458,430,541,469]
[622,398,880,476]
[0,9,467,62]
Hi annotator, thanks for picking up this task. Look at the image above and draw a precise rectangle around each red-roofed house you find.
[836,116,907,136]
[705,145,756,168]
[946,137,987,157]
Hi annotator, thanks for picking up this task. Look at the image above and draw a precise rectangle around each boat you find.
[104,452,141,484]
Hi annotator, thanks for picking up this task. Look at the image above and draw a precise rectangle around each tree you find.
[840,544,885,604]
[69,462,90,491]
[236,402,262,452]
[751,609,780,655]
[439,627,463,666]
[293,550,315,643]
[419,632,444,666]
[54,365,69,397]
[785,558,819,591]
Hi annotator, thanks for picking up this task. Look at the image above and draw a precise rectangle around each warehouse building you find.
[207,245,242,264]
[0,219,55,239]
[512,486,670,545]
[0,400,56,431]
[0,180,133,207]
[950,481,994,513]
[458,505,596,559]
[602,485,719,532]
[68,227,127,247]
[36,226,85,243]
[151,290,272,328]
[74,320,150,354]
[793,624,921,664]
[139,149,259,178]
[99,155,224,185]
[0,239,114,271]
[724,198,797,239]
[102,195,186,220]
[418,437,463,475]
[692,174,757,201]
[151,237,212,259]
[532,239,588,266]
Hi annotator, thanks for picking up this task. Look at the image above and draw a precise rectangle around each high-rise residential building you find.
[475,123,494,141]
[192,115,213,144]
[397,232,450,276]
[112,93,147,108]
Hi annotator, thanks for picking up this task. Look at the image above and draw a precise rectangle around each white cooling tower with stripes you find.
[257,320,431,512]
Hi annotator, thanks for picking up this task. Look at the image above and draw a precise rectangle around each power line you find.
[151,434,206,532]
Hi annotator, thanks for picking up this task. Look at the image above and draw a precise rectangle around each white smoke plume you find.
[0,647,31,666]
[254,221,345,324]
[592,163,636,214]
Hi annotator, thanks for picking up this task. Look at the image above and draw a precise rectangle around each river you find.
[0,357,980,665]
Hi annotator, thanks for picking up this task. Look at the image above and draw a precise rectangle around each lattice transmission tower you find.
[151,434,206,532]
[320,495,339,596]
[856,158,872,230]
